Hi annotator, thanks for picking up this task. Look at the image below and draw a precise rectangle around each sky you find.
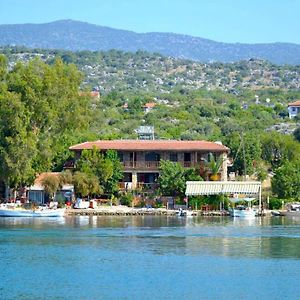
[0,0,299,44]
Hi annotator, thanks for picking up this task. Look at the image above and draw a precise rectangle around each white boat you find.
[230,205,256,218]
[0,205,65,217]
[229,197,257,218]
[176,209,197,217]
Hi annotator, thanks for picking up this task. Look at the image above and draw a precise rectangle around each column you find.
[221,153,228,181]
[132,171,137,190]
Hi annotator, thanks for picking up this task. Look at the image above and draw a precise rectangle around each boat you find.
[229,196,257,218]
[229,205,256,218]
[279,204,300,218]
[0,204,65,217]
[271,210,281,217]
[176,208,197,217]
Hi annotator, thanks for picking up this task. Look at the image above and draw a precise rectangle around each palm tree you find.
[206,153,224,181]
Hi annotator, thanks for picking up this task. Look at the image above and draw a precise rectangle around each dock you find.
[66,207,230,217]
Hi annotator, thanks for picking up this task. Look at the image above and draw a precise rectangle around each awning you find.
[185,181,261,196]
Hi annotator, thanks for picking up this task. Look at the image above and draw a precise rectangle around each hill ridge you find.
[0,19,300,65]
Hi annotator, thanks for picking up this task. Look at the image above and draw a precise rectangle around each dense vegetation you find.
[3,46,300,93]
[0,48,299,201]
[0,55,93,189]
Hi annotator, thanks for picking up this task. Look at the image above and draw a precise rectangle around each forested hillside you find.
[0,48,300,198]
[2,46,300,94]
[1,20,300,65]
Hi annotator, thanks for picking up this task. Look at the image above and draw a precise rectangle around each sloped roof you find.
[288,100,300,107]
[69,140,229,152]
[28,172,73,191]
[143,102,156,108]
[185,181,261,196]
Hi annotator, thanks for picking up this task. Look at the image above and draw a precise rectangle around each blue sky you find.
[0,0,299,44]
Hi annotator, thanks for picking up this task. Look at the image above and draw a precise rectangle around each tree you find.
[271,160,300,199]
[75,148,123,196]
[224,132,262,176]
[73,171,102,198]
[206,153,224,181]
[0,56,94,193]
[158,160,202,198]
[294,127,300,143]
[59,170,73,187]
[103,150,124,196]
[261,133,300,168]
[0,90,37,189]
[41,175,60,200]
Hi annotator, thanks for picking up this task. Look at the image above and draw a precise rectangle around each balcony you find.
[122,160,200,170]
[122,161,160,170]
[119,182,158,191]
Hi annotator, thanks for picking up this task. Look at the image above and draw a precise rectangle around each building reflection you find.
[1,215,300,260]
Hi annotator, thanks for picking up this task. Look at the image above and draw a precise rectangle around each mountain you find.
[0,19,300,65]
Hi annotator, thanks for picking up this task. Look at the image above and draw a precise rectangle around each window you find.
[184,152,191,162]
[169,153,178,162]
[145,152,160,161]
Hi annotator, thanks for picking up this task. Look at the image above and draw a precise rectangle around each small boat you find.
[271,210,281,217]
[279,204,300,218]
[176,208,197,217]
[0,204,65,217]
[229,196,257,218]
[229,205,256,218]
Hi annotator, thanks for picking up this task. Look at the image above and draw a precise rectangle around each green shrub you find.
[269,198,284,210]
[119,192,133,206]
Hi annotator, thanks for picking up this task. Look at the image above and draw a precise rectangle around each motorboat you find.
[279,203,300,218]
[229,205,256,218]
[176,208,197,217]
[0,204,65,217]
[271,210,281,217]
[229,196,257,218]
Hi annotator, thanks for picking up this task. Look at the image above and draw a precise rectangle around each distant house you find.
[143,102,156,113]
[79,91,100,99]
[122,102,129,111]
[288,100,300,119]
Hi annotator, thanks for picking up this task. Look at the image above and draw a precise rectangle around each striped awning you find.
[185,181,261,196]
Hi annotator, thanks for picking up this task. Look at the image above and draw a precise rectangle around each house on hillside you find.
[288,100,300,119]
[69,140,229,191]
[143,102,156,113]
[79,91,100,100]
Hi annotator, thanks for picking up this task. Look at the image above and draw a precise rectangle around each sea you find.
[0,215,300,300]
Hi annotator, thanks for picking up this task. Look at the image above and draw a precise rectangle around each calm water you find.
[1,216,300,300]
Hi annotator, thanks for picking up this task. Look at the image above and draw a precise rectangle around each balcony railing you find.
[122,161,160,169]
[118,182,158,191]
[122,161,196,169]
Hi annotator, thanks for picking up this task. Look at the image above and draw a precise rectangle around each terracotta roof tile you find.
[69,140,229,152]
[34,172,60,185]
[288,100,300,107]
[143,102,156,108]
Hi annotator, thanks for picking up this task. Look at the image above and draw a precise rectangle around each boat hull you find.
[230,209,256,218]
[0,208,65,217]
[280,211,300,218]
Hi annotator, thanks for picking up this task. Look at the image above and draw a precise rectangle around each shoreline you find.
[66,206,231,216]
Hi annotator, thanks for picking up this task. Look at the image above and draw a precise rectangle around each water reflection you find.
[1,216,300,260]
